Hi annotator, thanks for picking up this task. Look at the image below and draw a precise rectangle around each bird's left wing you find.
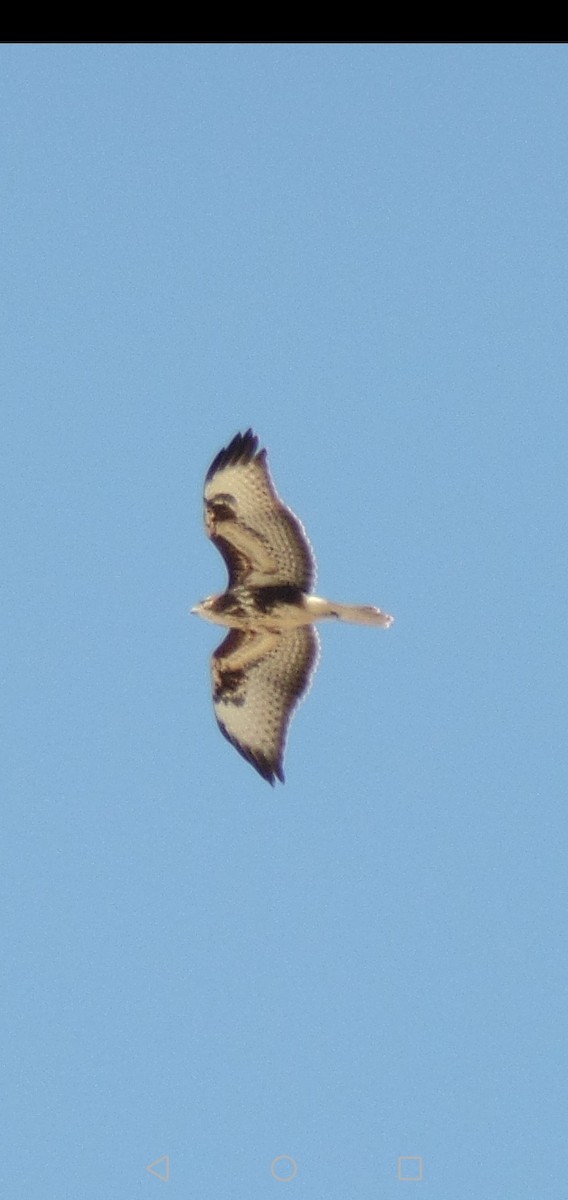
[211,625,320,784]
[204,430,315,590]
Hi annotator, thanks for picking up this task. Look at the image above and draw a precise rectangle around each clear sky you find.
[2,43,567,1199]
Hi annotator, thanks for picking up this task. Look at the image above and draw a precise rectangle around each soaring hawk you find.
[193,430,394,785]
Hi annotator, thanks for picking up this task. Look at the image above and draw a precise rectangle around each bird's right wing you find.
[211,625,320,784]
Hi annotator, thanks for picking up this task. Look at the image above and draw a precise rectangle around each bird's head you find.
[190,594,224,623]
[191,596,212,616]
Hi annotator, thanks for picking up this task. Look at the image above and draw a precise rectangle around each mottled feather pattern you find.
[195,430,393,784]
[213,626,320,784]
[204,429,315,591]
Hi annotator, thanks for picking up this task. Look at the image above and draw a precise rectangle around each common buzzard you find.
[193,430,394,785]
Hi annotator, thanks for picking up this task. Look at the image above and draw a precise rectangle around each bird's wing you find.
[211,624,320,784]
[204,430,315,590]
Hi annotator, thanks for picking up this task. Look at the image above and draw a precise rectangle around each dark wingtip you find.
[216,718,284,787]
[205,429,260,483]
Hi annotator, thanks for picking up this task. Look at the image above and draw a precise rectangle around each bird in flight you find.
[193,430,394,785]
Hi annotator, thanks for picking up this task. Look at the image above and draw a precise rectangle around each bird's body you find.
[195,586,392,631]
[193,430,393,785]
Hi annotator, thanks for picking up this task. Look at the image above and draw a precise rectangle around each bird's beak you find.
[190,605,199,615]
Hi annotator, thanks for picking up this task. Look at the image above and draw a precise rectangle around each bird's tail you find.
[329,601,394,628]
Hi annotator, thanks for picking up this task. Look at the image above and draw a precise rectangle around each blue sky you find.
[2,43,567,1199]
